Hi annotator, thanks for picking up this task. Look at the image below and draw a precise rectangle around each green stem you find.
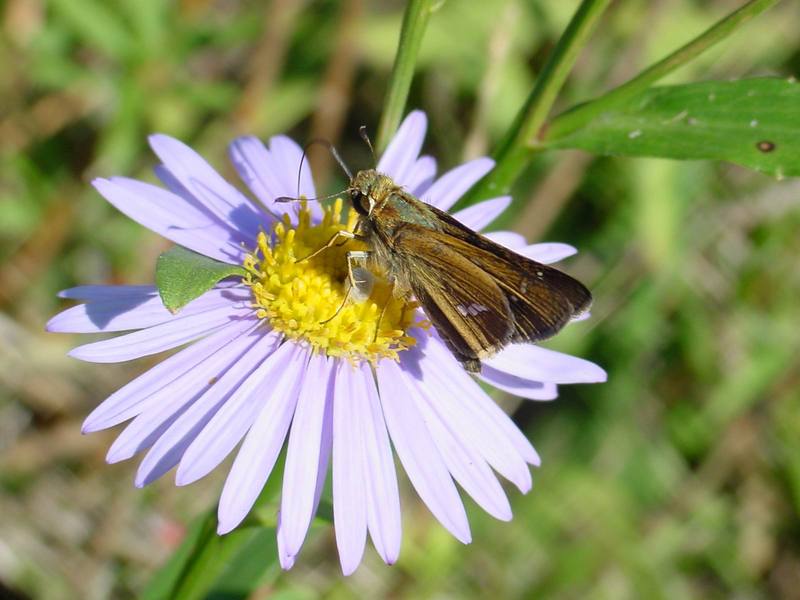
[461,0,612,204]
[375,0,437,153]
[545,0,780,142]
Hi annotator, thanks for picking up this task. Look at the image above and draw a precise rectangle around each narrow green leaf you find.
[141,509,277,600]
[143,456,288,600]
[206,528,279,599]
[544,78,800,178]
[156,246,246,313]
[375,0,438,152]
[462,0,611,203]
[141,511,213,600]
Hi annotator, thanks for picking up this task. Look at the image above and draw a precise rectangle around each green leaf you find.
[141,510,278,600]
[544,78,800,178]
[156,246,246,313]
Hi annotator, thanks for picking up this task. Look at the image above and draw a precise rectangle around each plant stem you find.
[545,0,780,142]
[375,0,436,153]
[461,0,612,204]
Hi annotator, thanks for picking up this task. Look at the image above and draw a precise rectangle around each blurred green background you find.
[2,0,800,598]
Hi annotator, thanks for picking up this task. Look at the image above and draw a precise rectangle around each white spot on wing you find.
[456,303,490,317]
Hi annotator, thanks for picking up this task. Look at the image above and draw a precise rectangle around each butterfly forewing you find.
[420,202,592,331]
[390,224,514,371]
[437,232,591,340]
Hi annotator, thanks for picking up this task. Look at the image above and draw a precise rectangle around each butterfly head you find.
[349,169,395,218]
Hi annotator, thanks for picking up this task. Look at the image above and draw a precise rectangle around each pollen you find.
[242,200,421,363]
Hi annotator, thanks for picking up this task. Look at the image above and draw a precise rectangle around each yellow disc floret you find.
[242,200,420,363]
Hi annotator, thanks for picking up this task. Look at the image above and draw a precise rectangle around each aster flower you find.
[48,111,605,574]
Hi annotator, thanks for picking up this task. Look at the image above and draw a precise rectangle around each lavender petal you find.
[402,347,532,491]
[520,242,577,264]
[106,325,263,464]
[484,344,608,384]
[376,359,471,544]
[280,353,335,557]
[422,158,495,211]
[484,231,527,249]
[217,346,309,534]
[358,362,402,565]
[418,333,540,476]
[377,111,427,187]
[135,329,281,487]
[148,134,269,242]
[57,285,156,301]
[408,375,512,520]
[451,196,511,231]
[47,287,249,334]
[93,177,248,265]
[277,518,296,570]
[406,155,437,196]
[332,361,368,575]
[228,135,321,223]
[82,319,258,433]
[175,339,304,486]
[68,305,251,363]
[479,366,559,401]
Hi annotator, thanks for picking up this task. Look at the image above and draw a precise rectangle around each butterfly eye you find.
[350,189,370,216]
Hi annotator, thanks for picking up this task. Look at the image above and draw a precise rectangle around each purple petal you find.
[520,242,577,264]
[483,344,607,384]
[357,362,402,566]
[228,135,321,222]
[148,134,269,241]
[402,341,532,491]
[451,196,511,231]
[332,361,368,575]
[175,339,304,486]
[58,285,156,301]
[106,324,263,464]
[419,332,541,473]
[68,305,252,363]
[376,359,471,544]
[277,518,297,570]
[135,329,282,487]
[406,155,437,196]
[47,287,249,333]
[479,366,558,401]
[377,111,427,186]
[484,231,526,250]
[82,319,258,433]
[405,371,512,520]
[93,177,249,265]
[267,136,318,199]
[280,353,335,557]
[422,158,495,212]
[217,346,310,534]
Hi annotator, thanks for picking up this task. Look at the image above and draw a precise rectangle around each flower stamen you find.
[243,200,421,362]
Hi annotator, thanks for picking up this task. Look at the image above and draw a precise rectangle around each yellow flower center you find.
[242,200,421,363]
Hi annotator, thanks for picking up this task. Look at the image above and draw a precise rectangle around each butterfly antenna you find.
[277,139,353,204]
[275,188,349,204]
[359,126,377,167]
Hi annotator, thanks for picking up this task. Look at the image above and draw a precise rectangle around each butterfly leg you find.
[319,250,373,324]
[297,229,360,263]
[320,285,352,324]
[371,275,395,343]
